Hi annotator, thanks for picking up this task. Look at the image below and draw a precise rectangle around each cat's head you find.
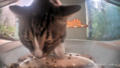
[9,0,81,58]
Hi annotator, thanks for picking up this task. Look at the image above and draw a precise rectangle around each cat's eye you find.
[24,37,31,41]
[29,45,35,52]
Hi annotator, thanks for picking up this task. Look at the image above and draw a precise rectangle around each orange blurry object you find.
[67,19,88,28]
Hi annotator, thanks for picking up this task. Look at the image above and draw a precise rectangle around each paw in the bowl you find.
[18,58,26,62]
[28,55,34,58]
[9,63,20,68]
[25,61,29,65]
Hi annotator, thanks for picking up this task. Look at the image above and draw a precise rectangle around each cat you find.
[9,0,81,58]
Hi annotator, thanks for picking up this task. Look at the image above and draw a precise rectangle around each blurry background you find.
[87,0,120,41]
[60,0,87,39]
[0,0,19,39]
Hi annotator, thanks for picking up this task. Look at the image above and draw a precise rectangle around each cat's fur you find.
[9,0,81,58]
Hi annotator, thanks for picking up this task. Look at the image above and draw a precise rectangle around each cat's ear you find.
[58,5,81,16]
[52,0,61,5]
[9,5,28,15]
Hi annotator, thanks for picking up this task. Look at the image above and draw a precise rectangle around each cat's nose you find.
[46,33,53,43]
[34,49,43,58]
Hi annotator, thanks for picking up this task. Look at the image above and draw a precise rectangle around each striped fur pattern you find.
[9,0,81,58]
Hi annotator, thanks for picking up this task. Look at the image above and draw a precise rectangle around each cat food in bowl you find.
[9,53,100,68]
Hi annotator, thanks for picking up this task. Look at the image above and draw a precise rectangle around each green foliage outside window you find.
[0,24,15,37]
[87,0,120,40]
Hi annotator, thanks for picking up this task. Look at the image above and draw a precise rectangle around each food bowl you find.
[0,40,120,68]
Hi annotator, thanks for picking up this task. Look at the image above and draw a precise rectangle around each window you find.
[86,0,120,40]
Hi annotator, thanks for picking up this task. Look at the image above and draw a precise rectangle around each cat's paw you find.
[54,43,65,58]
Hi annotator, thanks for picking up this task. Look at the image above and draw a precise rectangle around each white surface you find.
[0,41,22,53]
[0,39,11,46]
[0,46,30,66]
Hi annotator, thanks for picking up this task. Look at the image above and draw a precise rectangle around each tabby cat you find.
[9,0,81,58]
